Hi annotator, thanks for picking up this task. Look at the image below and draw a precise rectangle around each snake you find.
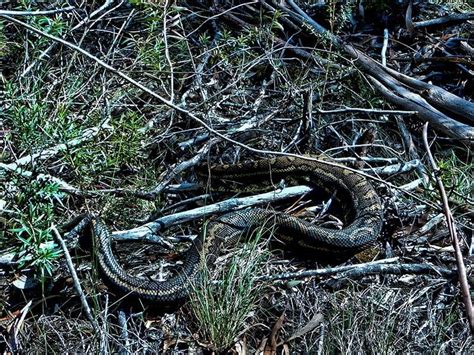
[88,156,383,302]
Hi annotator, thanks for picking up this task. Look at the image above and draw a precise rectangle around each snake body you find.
[91,157,383,302]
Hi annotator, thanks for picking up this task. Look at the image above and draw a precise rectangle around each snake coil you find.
[91,157,383,301]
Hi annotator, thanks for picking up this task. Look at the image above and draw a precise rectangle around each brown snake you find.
[89,156,383,302]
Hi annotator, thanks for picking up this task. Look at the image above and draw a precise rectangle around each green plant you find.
[436,151,473,203]
[188,225,270,352]
[3,79,80,151]
[64,111,148,187]
[8,180,62,284]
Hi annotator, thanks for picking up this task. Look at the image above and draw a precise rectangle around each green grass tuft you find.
[188,226,270,352]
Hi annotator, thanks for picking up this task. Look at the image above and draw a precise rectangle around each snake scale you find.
[90,156,383,302]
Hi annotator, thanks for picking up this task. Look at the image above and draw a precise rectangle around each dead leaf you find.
[263,313,285,355]
[279,313,323,346]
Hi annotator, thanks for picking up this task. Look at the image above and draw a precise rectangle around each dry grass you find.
[285,282,473,353]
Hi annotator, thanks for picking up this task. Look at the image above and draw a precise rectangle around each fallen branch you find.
[396,116,430,184]
[383,66,474,125]
[368,76,472,141]
[414,12,474,28]
[314,107,417,115]
[225,0,474,143]
[0,122,110,195]
[0,6,75,16]
[6,300,32,352]
[0,163,81,194]
[117,309,130,355]
[112,185,312,241]
[1,122,110,170]
[258,257,455,281]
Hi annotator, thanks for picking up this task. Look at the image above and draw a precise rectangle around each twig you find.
[0,7,75,16]
[118,309,130,355]
[0,122,110,195]
[333,157,398,164]
[0,251,18,266]
[84,138,217,200]
[258,258,455,282]
[315,107,417,115]
[143,138,218,200]
[405,0,414,33]
[418,213,445,235]
[460,41,474,56]
[52,225,100,332]
[368,76,473,143]
[422,123,474,332]
[8,300,32,352]
[383,66,474,125]
[178,133,210,150]
[381,28,389,67]
[100,294,109,354]
[162,0,175,103]
[395,116,429,184]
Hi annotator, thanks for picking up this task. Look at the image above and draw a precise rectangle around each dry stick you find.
[381,28,389,67]
[0,252,17,266]
[162,0,175,103]
[460,41,474,56]
[360,159,421,176]
[395,116,429,184]
[0,6,75,16]
[0,122,110,194]
[144,138,218,199]
[422,123,474,332]
[88,138,218,199]
[3,124,108,170]
[0,163,80,194]
[0,14,441,211]
[315,107,416,115]
[368,76,473,142]
[383,66,474,125]
[51,225,100,333]
[366,58,472,133]
[405,0,414,33]
[257,257,455,282]
[414,12,474,28]
[9,300,32,352]
[100,294,109,354]
[117,309,130,355]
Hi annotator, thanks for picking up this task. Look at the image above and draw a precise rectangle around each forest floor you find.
[1,1,473,353]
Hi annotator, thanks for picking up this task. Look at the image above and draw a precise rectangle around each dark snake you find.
[89,156,383,302]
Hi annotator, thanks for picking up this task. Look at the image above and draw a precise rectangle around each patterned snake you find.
[89,156,383,302]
